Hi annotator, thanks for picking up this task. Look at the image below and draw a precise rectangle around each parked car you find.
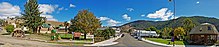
[121,34,125,37]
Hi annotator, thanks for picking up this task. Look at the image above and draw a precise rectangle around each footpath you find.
[141,38,217,47]
[84,34,122,46]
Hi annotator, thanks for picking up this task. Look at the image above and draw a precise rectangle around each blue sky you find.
[0,0,219,26]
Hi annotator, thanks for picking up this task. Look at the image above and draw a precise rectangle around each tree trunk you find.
[65,26,67,32]
[38,27,41,34]
[33,27,37,34]
[84,33,87,39]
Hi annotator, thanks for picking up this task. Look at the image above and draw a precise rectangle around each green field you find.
[146,38,185,45]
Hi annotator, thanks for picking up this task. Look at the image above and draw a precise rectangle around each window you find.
[200,27,202,32]
[208,26,211,30]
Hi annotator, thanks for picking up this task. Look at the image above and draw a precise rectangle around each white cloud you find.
[170,15,179,19]
[107,19,121,26]
[141,14,145,17]
[99,17,110,21]
[0,2,21,19]
[39,4,58,21]
[70,4,76,8]
[98,17,120,26]
[196,1,200,4]
[67,21,71,24]
[39,4,56,14]
[147,8,173,21]
[127,8,134,12]
[122,14,131,21]
[40,14,58,21]
[58,7,64,11]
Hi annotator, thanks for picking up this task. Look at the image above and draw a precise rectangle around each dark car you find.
[121,34,125,37]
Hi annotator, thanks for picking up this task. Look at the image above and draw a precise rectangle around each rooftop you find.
[190,23,219,35]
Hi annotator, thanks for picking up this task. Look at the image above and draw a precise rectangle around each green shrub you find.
[5,25,14,34]
[94,28,116,39]
[94,37,105,42]
[59,34,73,39]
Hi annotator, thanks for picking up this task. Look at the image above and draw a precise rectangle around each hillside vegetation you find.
[121,16,219,31]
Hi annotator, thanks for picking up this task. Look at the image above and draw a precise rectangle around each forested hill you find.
[120,16,219,30]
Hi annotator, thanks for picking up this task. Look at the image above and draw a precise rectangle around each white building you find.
[136,30,159,37]
[115,28,121,36]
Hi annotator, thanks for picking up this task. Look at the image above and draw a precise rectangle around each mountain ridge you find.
[120,16,219,30]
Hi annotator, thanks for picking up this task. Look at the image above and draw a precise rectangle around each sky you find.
[0,0,219,26]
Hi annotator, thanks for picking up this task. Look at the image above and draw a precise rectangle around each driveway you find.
[106,33,163,47]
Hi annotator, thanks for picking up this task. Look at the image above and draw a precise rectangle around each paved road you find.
[106,33,163,47]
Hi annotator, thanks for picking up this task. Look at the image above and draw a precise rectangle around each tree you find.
[94,30,103,37]
[182,18,195,36]
[150,26,157,31]
[5,25,15,34]
[94,28,115,39]
[145,28,151,31]
[108,28,115,36]
[173,27,185,40]
[162,27,173,39]
[145,26,157,31]
[0,19,4,26]
[156,30,161,37]
[22,0,45,34]
[102,29,111,39]
[64,21,70,32]
[71,10,101,39]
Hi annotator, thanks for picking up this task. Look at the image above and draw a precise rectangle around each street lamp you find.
[168,0,176,46]
[168,0,176,19]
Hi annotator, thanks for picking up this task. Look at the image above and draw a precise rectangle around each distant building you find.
[189,23,219,45]
[135,30,159,37]
[5,17,24,28]
[110,27,121,36]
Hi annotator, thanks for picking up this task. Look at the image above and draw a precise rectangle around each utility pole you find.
[168,0,176,46]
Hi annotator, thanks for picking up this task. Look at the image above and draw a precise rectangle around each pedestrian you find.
[171,37,175,46]
[71,31,74,40]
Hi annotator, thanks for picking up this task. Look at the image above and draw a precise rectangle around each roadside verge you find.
[84,34,122,46]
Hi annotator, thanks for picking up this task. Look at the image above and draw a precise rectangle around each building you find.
[189,23,219,45]
[110,27,121,36]
[135,30,159,37]
[5,17,24,28]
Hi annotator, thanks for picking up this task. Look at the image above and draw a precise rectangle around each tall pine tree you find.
[22,0,45,34]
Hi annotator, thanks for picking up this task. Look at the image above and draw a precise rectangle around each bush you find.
[94,28,116,39]
[59,34,73,39]
[5,25,14,34]
[94,37,105,42]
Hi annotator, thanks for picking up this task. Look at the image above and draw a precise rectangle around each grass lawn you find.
[26,34,51,41]
[26,33,93,46]
[48,41,89,46]
[146,38,185,45]
[59,33,73,39]
[26,33,92,40]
